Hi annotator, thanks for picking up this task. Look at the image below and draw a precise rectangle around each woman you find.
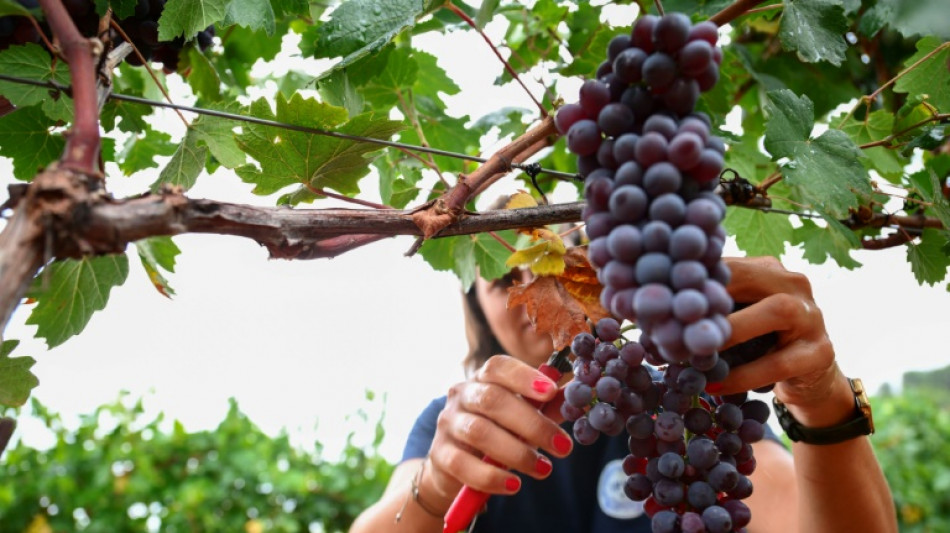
[350,256,896,532]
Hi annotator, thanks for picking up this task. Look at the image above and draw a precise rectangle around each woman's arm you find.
[349,458,448,533]
[722,257,897,533]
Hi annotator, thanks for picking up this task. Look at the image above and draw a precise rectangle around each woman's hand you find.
[421,355,574,507]
[719,257,853,426]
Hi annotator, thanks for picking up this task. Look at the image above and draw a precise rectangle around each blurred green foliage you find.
[872,383,950,532]
[0,393,393,532]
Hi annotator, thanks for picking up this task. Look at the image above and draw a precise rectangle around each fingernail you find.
[535,455,553,476]
[505,476,521,492]
[706,382,723,394]
[532,378,554,394]
[553,433,572,455]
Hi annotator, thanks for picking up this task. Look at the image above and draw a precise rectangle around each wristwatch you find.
[772,377,875,445]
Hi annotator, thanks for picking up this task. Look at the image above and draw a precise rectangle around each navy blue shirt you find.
[402,396,784,533]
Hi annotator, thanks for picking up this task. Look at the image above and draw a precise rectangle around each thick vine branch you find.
[79,193,585,258]
[38,0,101,176]
[411,114,558,238]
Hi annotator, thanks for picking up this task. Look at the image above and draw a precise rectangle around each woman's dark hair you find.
[460,284,506,376]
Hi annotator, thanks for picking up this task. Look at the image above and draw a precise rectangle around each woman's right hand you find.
[420,354,575,507]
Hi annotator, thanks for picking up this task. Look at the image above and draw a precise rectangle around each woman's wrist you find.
[415,457,457,517]
[780,367,857,429]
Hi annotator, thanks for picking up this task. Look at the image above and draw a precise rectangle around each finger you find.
[457,381,572,458]
[712,339,833,397]
[476,355,560,404]
[723,257,813,302]
[428,437,523,494]
[440,410,555,482]
[722,293,807,351]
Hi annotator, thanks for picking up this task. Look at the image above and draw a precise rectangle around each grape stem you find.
[443,1,547,117]
[108,18,189,128]
[709,0,770,26]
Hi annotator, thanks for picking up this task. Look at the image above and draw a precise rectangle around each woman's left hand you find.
[717,257,847,419]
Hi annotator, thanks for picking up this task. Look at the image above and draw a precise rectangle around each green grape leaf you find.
[152,129,208,191]
[397,107,478,172]
[223,0,276,35]
[907,229,950,286]
[135,237,180,298]
[412,50,460,111]
[779,0,849,65]
[418,235,475,290]
[0,43,72,116]
[181,46,222,102]
[375,155,422,209]
[893,37,950,113]
[94,0,137,18]
[272,0,308,17]
[838,110,905,182]
[471,231,516,281]
[418,232,514,290]
[26,254,130,348]
[859,0,950,40]
[191,108,245,169]
[792,217,862,269]
[0,106,64,181]
[724,207,794,258]
[235,93,402,197]
[0,340,38,408]
[158,0,228,41]
[473,107,532,142]
[303,0,436,73]
[347,46,418,110]
[658,0,731,17]
[763,89,871,219]
[318,70,364,117]
[118,127,178,176]
[0,0,33,16]
[214,24,283,90]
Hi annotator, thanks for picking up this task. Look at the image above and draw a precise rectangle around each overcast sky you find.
[2,6,948,463]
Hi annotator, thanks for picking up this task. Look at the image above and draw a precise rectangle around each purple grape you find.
[608,185,649,223]
[652,13,691,53]
[702,505,733,533]
[624,473,654,501]
[555,102,587,135]
[567,119,602,156]
[579,79,611,117]
[654,411,685,442]
[571,332,596,358]
[606,225,643,264]
[635,131,669,167]
[598,102,636,137]
[643,161,683,197]
[565,381,594,408]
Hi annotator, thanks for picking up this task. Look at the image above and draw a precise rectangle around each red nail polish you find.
[505,476,521,492]
[706,382,723,394]
[535,455,553,476]
[553,433,572,455]
[532,378,553,394]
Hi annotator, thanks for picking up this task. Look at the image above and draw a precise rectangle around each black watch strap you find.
[773,377,875,445]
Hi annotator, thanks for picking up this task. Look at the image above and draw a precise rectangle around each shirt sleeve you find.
[401,396,448,462]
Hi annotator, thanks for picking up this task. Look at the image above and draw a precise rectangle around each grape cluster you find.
[562,319,770,533]
[557,13,774,532]
[0,0,213,73]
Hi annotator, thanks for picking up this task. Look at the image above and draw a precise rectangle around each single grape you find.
[567,119,602,156]
[556,102,587,135]
[607,224,644,264]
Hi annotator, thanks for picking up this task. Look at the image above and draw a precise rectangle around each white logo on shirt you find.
[597,459,646,520]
